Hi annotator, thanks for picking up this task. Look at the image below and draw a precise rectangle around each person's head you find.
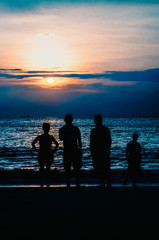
[133,133,139,141]
[65,113,73,124]
[94,114,102,126]
[42,122,50,133]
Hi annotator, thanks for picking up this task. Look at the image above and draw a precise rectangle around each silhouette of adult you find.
[32,123,58,187]
[123,133,141,187]
[90,114,111,187]
[59,114,82,187]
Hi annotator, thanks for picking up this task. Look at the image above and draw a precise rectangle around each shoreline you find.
[1,183,159,188]
[1,168,159,186]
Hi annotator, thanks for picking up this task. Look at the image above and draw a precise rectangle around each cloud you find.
[104,68,159,82]
[0,68,159,83]
[36,32,54,37]
[56,82,108,93]
[0,80,159,117]
[0,69,22,71]
[26,70,78,74]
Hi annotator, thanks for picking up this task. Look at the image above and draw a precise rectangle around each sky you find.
[0,0,159,117]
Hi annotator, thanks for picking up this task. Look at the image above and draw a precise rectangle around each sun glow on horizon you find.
[46,77,56,84]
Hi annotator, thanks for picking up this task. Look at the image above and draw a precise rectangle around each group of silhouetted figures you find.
[32,114,141,188]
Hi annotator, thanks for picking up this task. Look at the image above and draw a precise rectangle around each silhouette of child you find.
[32,123,58,187]
[123,133,141,187]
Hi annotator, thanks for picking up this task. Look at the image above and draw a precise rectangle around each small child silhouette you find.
[123,133,141,187]
[32,123,58,188]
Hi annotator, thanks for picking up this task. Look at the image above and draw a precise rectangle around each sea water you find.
[0,117,159,174]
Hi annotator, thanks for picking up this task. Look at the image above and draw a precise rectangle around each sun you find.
[46,77,56,84]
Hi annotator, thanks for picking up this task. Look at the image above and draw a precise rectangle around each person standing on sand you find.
[123,133,141,187]
[32,123,59,188]
[90,114,111,188]
[59,113,82,187]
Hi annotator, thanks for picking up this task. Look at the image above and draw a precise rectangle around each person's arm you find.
[51,136,59,151]
[32,136,39,152]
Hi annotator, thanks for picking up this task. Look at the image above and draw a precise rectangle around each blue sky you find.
[0,0,159,10]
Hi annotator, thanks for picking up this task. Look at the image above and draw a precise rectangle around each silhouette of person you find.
[90,114,111,187]
[123,133,141,187]
[32,123,58,188]
[59,113,82,187]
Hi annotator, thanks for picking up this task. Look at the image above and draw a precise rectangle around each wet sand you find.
[1,186,159,238]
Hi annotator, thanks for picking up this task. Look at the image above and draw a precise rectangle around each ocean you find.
[0,117,159,176]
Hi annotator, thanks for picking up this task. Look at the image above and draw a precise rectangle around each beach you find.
[1,186,159,238]
[0,117,159,238]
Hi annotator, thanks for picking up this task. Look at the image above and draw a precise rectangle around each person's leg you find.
[73,155,81,187]
[100,160,106,187]
[107,170,111,188]
[98,165,105,187]
[46,164,51,188]
[39,163,44,187]
[105,159,111,188]
[93,156,101,186]
[101,173,105,187]
[66,169,70,187]
[123,174,128,185]
[133,169,137,187]
[133,178,137,187]
[123,167,129,185]
[64,153,71,187]
[75,168,80,187]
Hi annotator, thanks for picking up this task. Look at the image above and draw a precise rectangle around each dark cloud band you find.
[0,68,159,83]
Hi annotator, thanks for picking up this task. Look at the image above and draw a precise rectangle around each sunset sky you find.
[0,0,159,117]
